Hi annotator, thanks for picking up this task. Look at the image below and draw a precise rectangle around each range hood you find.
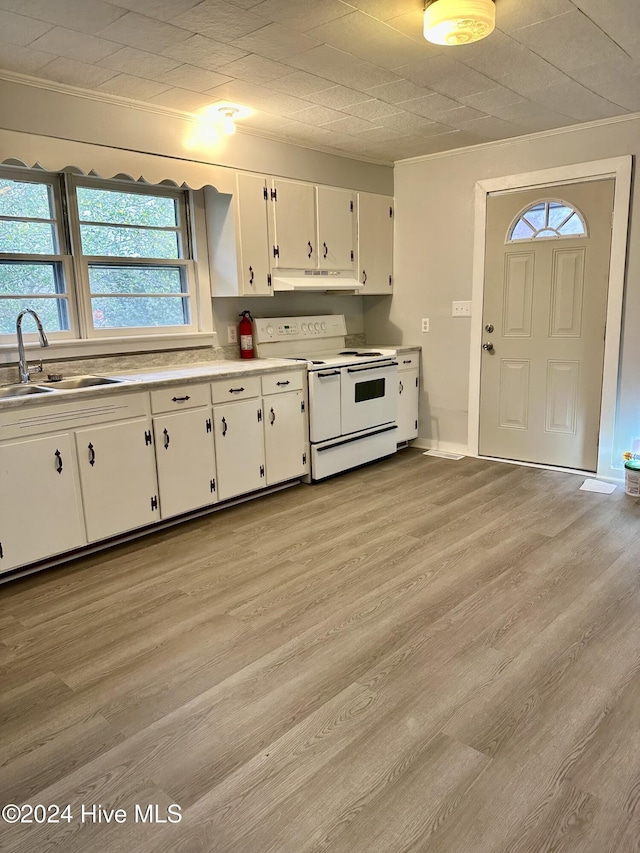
[271,269,363,292]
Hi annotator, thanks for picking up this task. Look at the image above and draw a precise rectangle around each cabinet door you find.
[153,408,217,519]
[0,433,85,572]
[236,173,272,295]
[317,187,356,271]
[270,179,316,269]
[397,369,419,443]
[264,391,306,485]
[214,399,266,501]
[75,418,159,542]
[358,192,394,293]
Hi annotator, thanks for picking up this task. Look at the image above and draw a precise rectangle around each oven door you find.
[308,368,342,442]
[340,360,397,436]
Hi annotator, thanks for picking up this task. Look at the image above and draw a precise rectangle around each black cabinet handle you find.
[317,370,340,378]
[276,380,290,386]
[362,270,367,285]
[403,359,412,364]
[171,396,190,403]
[54,449,63,474]
[88,443,95,466]
[399,381,404,394]
[163,428,170,450]
[221,417,228,436]
[323,241,328,258]
[249,265,254,285]
[269,407,275,425]
[307,241,313,258]
[229,387,245,394]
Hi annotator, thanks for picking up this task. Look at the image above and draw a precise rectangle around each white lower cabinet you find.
[0,433,85,573]
[153,408,218,519]
[75,418,159,542]
[213,398,266,501]
[397,355,420,444]
[263,390,307,486]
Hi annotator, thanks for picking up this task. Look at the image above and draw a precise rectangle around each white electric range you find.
[254,315,398,480]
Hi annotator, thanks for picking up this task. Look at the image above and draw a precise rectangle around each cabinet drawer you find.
[211,375,261,404]
[150,384,210,413]
[262,371,304,396]
[397,353,419,371]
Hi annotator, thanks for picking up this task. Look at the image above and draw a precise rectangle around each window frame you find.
[0,166,209,352]
[506,198,588,243]
[0,166,78,342]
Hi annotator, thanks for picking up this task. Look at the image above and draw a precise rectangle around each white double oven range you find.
[254,315,398,481]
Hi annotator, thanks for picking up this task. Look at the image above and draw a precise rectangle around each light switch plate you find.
[452,301,472,317]
[227,324,238,344]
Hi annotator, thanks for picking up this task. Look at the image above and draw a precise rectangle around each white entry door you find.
[479,179,615,471]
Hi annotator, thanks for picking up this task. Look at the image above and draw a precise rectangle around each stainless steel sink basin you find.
[0,384,56,399]
[43,375,125,389]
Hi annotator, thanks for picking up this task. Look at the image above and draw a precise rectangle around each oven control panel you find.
[254,315,347,343]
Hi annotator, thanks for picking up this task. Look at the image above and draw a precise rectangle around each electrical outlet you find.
[227,324,238,344]
[452,301,472,317]
[421,318,430,333]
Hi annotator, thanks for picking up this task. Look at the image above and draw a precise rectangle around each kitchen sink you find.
[43,375,126,389]
[0,384,57,399]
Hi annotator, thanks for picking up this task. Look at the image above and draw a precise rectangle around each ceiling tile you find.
[495,0,574,31]
[429,105,486,128]
[377,110,439,132]
[37,56,117,87]
[98,46,182,78]
[288,105,345,125]
[95,73,172,99]
[0,8,53,46]
[226,0,267,8]
[268,71,335,97]
[570,57,640,89]
[97,11,193,53]
[571,0,640,59]
[216,53,292,84]
[364,79,431,104]
[528,81,628,121]
[29,26,121,63]
[321,115,382,135]
[249,0,352,32]
[340,99,403,120]
[306,10,430,71]
[231,22,319,60]
[340,62,402,91]
[169,0,268,40]
[161,34,249,70]
[242,111,296,131]
[306,86,371,109]
[491,101,574,131]
[0,41,55,74]
[385,8,431,43]
[155,64,232,92]
[398,92,463,119]
[581,75,640,112]
[11,0,126,35]
[352,125,406,142]
[459,87,524,113]
[105,0,203,22]
[147,86,219,111]
[511,10,629,72]
[284,44,363,78]
[456,115,524,140]
[344,1,418,22]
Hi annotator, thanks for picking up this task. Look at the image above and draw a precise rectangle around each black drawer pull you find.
[221,417,228,436]
[54,449,63,474]
[276,380,290,386]
[229,387,245,394]
[88,443,95,466]
[403,359,412,364]
[171,396,190,403]
[317,370,340,378]
[163,428,170,449]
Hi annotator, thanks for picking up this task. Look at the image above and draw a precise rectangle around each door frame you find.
[468,156,632,481]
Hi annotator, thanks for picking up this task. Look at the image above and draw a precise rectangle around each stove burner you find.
[339,350,383,357]
[356,351,382,357]
[339,350,358,355]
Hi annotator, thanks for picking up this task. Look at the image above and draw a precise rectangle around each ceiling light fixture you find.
[218,106,239,135]
[423,0,495,46]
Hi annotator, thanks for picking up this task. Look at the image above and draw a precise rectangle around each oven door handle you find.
[346,361,397,373]
[316,370,341,377]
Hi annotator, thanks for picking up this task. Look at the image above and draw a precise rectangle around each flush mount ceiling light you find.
[424,0,495,46]
[218,106,239,135]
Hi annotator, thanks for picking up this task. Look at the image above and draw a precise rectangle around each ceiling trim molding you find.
[0,69,391,168]
[395,111,640,166]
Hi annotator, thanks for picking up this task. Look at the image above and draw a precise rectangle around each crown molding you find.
[0,69,392,169]
[395,109,640,166]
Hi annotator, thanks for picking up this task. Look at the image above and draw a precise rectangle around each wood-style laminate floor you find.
[1,450,640,853]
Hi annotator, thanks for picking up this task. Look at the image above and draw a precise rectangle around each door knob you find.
[482,342,494,352]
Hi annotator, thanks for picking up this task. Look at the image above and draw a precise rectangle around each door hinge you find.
[389,275,392,286]
[271,188,277,201]
[415,420,418,429]
[301,400,305,413]
[350,250,354,261]
[302,452,307,465]
[263,186,268,201]
[350,200,354,212]
[267,273,272,288]
[260,464,265,478]
[151,495,158,511]
[389,206,394,218]
[257,408,262,423]
[210,478,216,493]
[206,418,212,433]
[416,377,418,387]
[273,245,279,259]
[144,429,152,446]
[0,541,3,559]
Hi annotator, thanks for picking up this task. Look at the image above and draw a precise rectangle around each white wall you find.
[364,116,640,467]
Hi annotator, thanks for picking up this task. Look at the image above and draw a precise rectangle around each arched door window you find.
[507,200,587,242]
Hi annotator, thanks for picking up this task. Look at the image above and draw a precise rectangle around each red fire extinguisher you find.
[239,310,254,359]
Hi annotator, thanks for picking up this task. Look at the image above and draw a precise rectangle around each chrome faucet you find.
[16,308,49,383]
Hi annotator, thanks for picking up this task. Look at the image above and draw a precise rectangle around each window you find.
[508,200,587,242]
[0,167,198,342]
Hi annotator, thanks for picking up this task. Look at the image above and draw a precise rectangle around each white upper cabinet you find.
[358,192,394,293]
[269,178,317,269]
[317,187,356,271]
